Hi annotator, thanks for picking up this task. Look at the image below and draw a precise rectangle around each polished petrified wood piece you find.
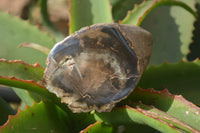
[43,23,153,113]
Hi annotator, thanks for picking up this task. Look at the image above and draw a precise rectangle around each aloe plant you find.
[0,0,200,132]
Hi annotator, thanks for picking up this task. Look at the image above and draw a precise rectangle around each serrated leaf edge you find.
[0,101,37,130]
[80,121,101,133]
[0,59,44,69]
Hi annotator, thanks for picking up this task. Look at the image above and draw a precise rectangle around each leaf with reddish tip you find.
[0,59,44,82]
[121,0,197,26]
[80,121,113,133]
[138,60,200,104]
[121,88,200,130]
[0,97,16,126]
[69,0,113,34]
[0,101,70,133]
[18,42,50,55]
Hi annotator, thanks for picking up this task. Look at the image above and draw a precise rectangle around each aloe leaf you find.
[0,59,45,106]
[111,0,142,22]
[39,0,65,41]
[80,121,113,133]
[120,0,197,65]
[188,3,200,61]
[121,0,197,26]
[94,106,180,133]
[170,0,196,60]
[122,88,200,130]
[0,11,55,67]
[138,60,200,104]
[19,42,50,55]
[131,102,199,132]
[0,97,16,125]
[0,101,70,133]
[0,59,44,82]
[0,76,70,113]
[69,0,113,33]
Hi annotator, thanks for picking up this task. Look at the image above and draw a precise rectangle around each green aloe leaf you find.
[120,0,197,65]
[94,106,181,133]
[111,0,142,22]
[121,88,200,130]
[121,0,197,26]
[0,97,16,126]
[0,11,55,67]
[0,59,45,107]
[69,0,113,33]
[138,60,200,104]
[0,59,44,82]
[80,121,113,133]
[0,76,70,113]
[93,88,200,132]
[0,101,70,133]
[131,103,199,132]
[170,0,196,60]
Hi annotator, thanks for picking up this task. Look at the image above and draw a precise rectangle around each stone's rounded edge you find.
[117,24,153,74]
[43,23,153,113]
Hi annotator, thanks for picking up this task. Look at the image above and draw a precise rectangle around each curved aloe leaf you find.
[120,0,197,65]
[0,76,70,113]
[92,88,200,132]
[0,59,45,107]
[170,0,196,60]
[0,59,44,82]
[111,0,142,22]
[138,60,200,104]
[121,88,200,130]
[0,97,16,126]
[0,102,70,133]
[94,106,180,133]
[80,121,113,133]
[0,11,55,67]
[131,102,199,132]
[121,0,197,26]
[69,0,113,33]
[188,3,200,61]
